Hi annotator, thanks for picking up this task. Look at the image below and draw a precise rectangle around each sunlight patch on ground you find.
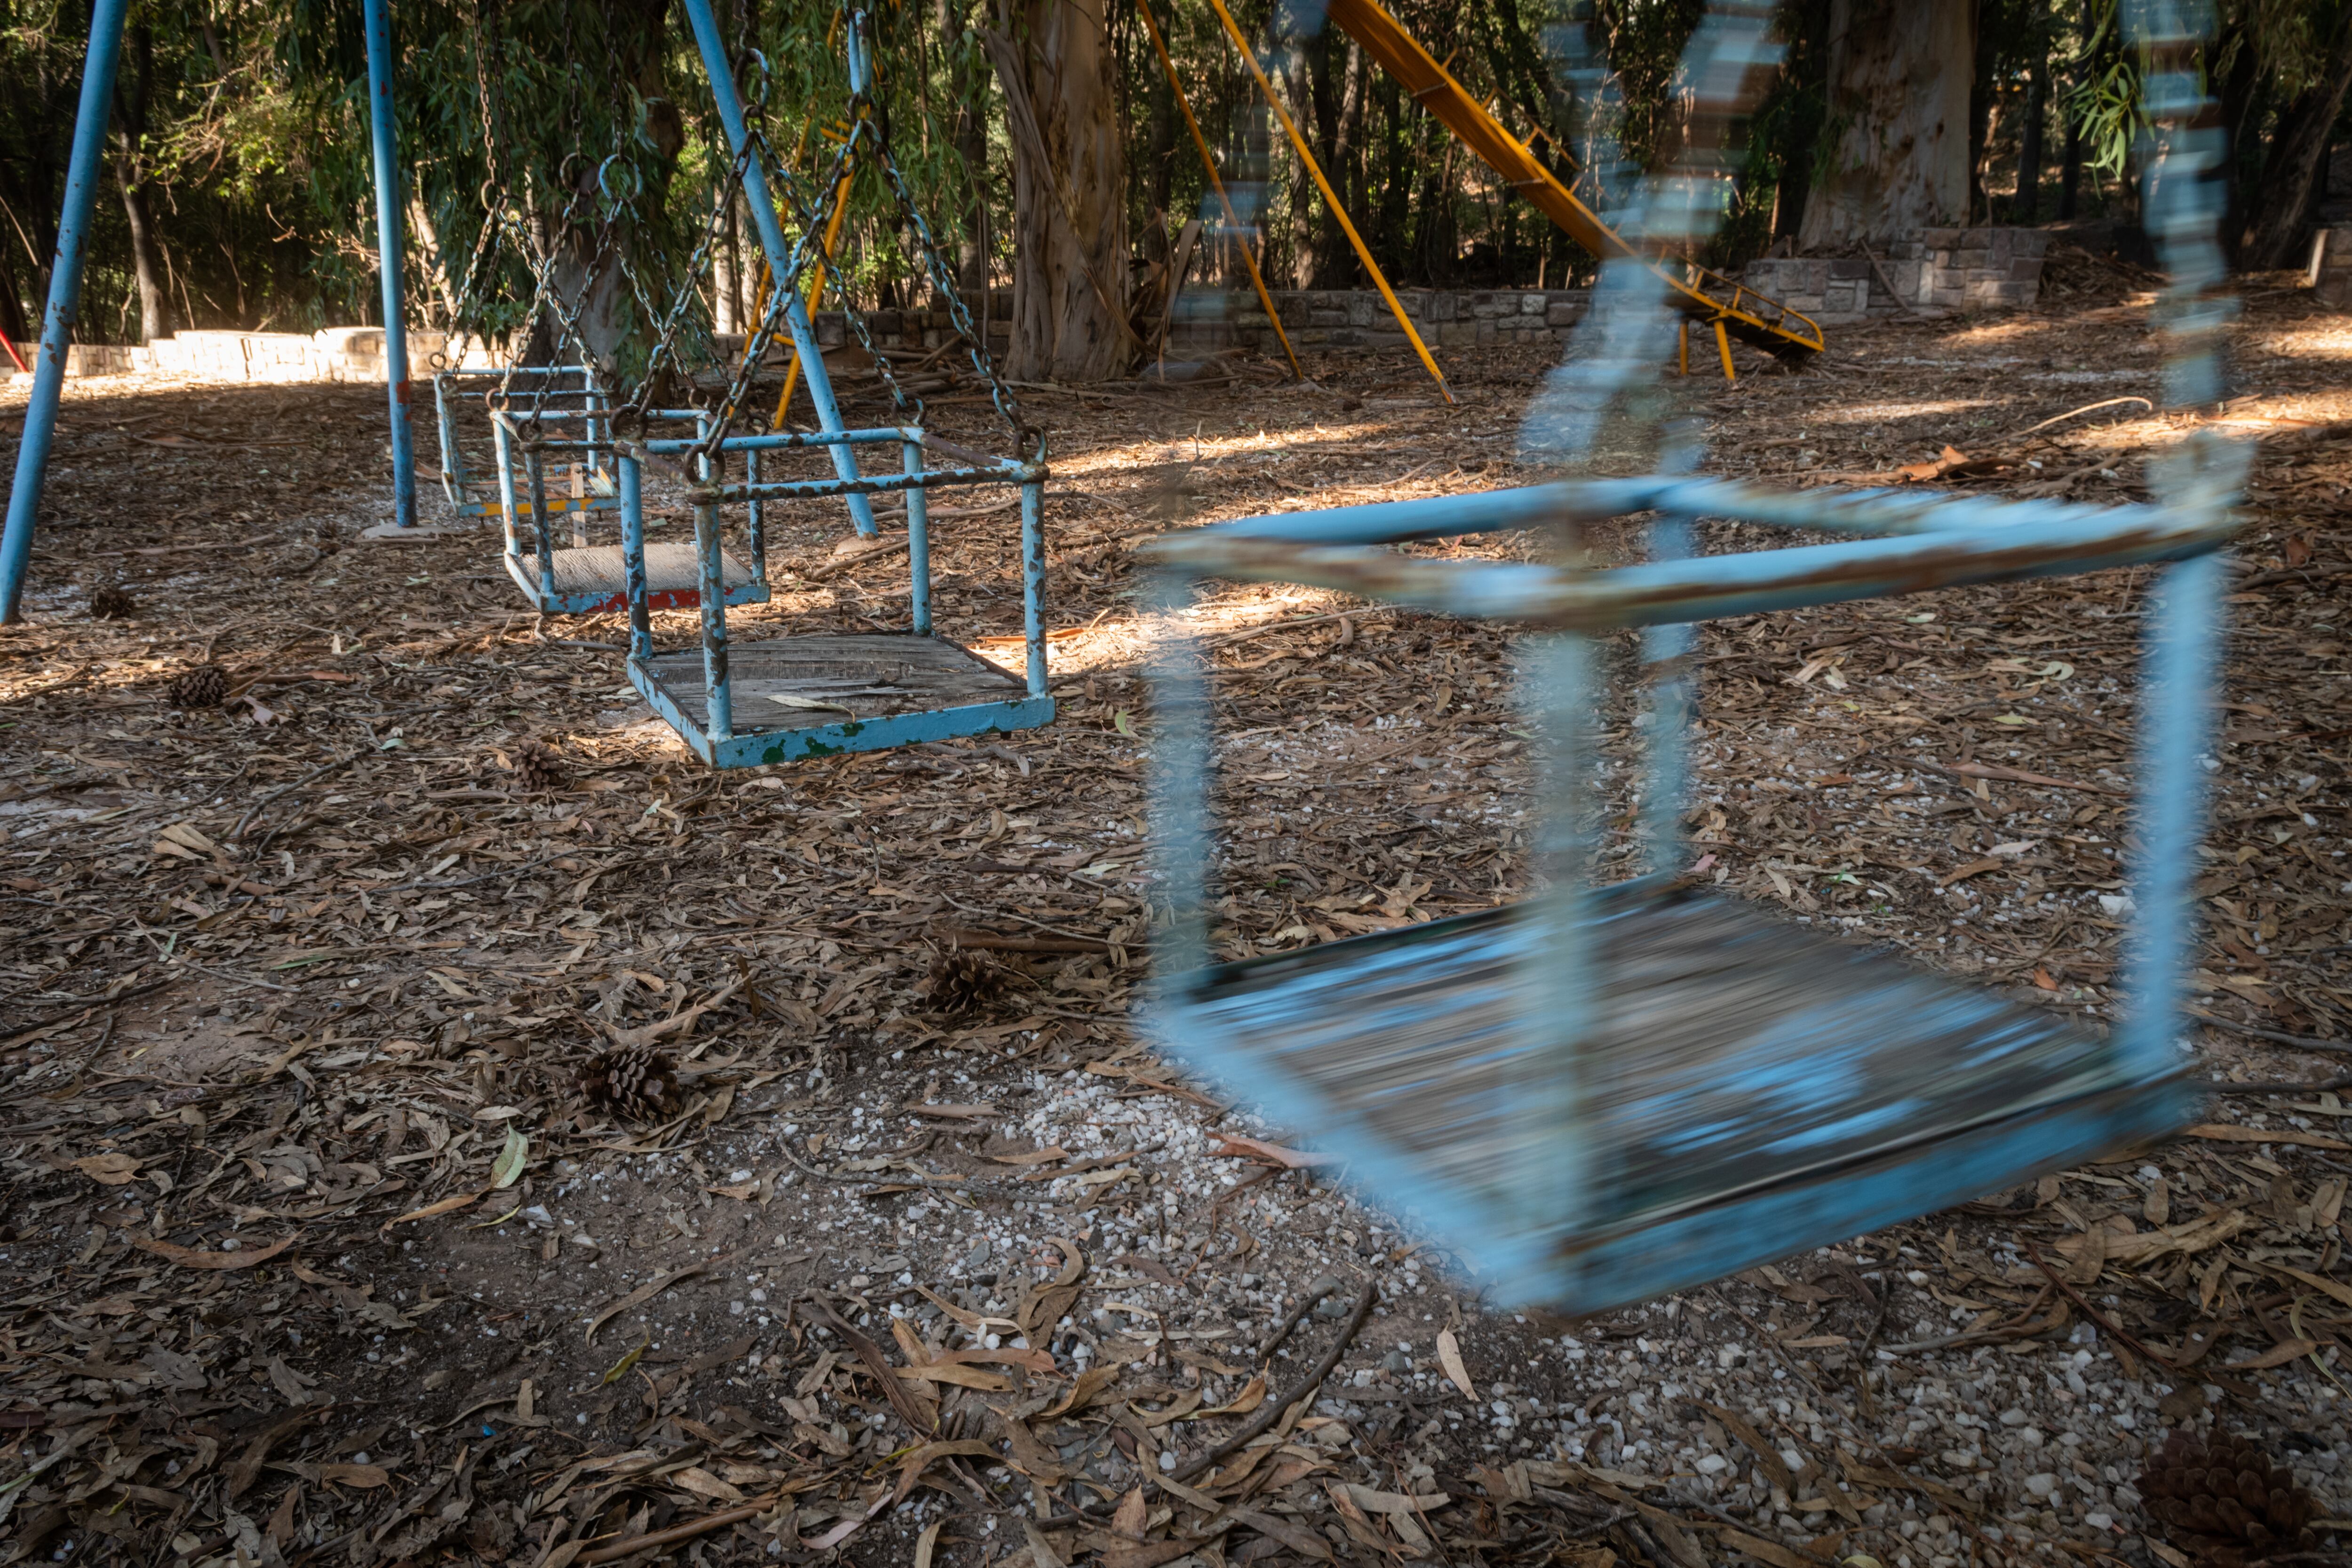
[2241,320,2352,362]
[1936,319,2067,349]
[1048,420,1410,478]
[1807,399,1999,424]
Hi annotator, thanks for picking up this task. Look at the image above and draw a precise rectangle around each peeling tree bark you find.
[980,0,1135,383]
[1796,0,1973,252]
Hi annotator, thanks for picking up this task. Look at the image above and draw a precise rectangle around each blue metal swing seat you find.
[1145,474,2233,1313]
[595,1,1056,769]
[612,423,1051,767]
[432,366,775,617]
[1139,1,2239,1313]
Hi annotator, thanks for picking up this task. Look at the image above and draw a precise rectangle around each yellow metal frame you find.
[1202,0,1455,405]
[753,160,856,427]
[1136,0,1302,382]
[1321,0,1825,380]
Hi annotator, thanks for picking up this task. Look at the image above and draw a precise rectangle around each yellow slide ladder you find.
[1323,0,1824,376]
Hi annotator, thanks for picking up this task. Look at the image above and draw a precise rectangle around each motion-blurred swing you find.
[1142,3,2238,1313]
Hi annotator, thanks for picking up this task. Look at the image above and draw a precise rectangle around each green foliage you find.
[22,0,2334,360]
[2060,0,2145,182]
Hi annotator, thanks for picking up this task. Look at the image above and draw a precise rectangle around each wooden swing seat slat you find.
[1168,883,2192,1311]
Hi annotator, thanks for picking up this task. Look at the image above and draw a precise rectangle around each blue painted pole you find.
[620,455,652,662]
[0,0,129,623]
[903,438,931,635]
[678,0,877,536]
[362,0,418,529]
[525,445,556,605]
[1020,482,1048,697]
[695,501,733,742]
[1640,510,1694,875]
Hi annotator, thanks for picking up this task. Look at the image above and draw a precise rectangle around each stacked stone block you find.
[1162,287,1589,357]
[1740,227,2050,321]
[34,327,467,382]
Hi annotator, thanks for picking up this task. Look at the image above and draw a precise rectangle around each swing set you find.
[413,1,1053,764]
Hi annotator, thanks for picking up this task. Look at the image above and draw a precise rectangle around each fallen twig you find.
[0,971,181,1039]
[1203,605,1397,653]
[1254,1274,1340,1364]
[575,1491,787,1564]
[1176,1281,1378,1482]
[2212,1074,2352,1096]
[1031,1279,1377,1529]
[2022,1239,2181,1373]
[2003,397,2155,443]
[2191,1013,2352,1056]
[777,1138,1017,1195]
[232,748,364,840]
[1859,244,1924,317]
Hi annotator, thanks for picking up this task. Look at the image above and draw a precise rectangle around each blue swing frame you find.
[613,425,1052,768]
[1138,0,2240,1313]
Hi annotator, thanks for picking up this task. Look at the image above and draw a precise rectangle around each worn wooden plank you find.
[642,633,1024,735]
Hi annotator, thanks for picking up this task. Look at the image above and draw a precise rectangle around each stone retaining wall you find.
[754,287,1592,361]
[1741,228,2050,322]
[1165,287,1589,356]
[25,327,468,382]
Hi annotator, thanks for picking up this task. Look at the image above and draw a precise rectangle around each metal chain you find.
[861,95,1027,446]
[682,127,865,462]
[431,8,523,369]
[621,136,768,421]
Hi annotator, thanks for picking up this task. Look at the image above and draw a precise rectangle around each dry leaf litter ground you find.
[5,274,2352,1568]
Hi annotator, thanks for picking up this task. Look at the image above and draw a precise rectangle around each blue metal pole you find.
[746,447,766,590]
[1020,481,1048,697]
[695,501,733,742]
[1529,628,1596,1277]
[493,418,522,560]
[0,0,129,623]
[2120,550,2225,1087]
[432,373,465,509]
[903,438,931,635]
[362,0,418,529]
[620,455,652,663]
[1640,510,1695,875]
[525,445,556,606]
[679,0,877,537]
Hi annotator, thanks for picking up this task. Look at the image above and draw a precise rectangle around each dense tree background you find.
[2,0,2347,357]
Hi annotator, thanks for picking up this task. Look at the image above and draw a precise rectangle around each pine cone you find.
[87,586,136,620]
[924,946,1005,1016]
[2139,1429,2321,1566]
[168,664,230,709]
[511,741,568,793]
[579,1044,679,1120]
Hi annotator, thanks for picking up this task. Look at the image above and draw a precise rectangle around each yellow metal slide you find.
[1324,0,1824,370]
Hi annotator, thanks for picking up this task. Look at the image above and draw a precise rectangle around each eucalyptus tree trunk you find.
[2016,55,2047,223]
[518,0,685,373]
[111,24,172,343]
[0,249,30,349]
[711,191,742,336]
[980,0,1135,382]
[1797,0,1973,250]
[2242,3,2352,269]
